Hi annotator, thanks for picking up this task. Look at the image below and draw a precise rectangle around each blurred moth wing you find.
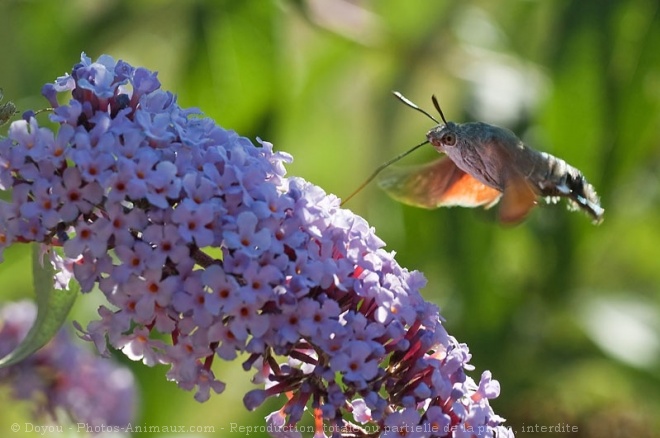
[377,156,501,209]
[497,169,539,224]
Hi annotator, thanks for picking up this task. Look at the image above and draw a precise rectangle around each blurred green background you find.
[0,0,659,437]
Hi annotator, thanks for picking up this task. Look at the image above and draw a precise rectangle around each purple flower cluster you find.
[0,53,512,437]
[0,300,136,427]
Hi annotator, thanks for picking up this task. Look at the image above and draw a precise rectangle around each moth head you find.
[427,122,458,151]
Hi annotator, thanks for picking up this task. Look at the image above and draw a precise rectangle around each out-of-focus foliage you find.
[0,1,658,437]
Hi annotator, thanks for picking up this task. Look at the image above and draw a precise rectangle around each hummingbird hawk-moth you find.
[342,92,604,224]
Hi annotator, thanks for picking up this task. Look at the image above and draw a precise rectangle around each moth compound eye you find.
[442,132,456,146]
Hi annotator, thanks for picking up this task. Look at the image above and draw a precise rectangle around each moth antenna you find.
[341,140,429,206]
[392,91,440,124]
[431,95,448,124]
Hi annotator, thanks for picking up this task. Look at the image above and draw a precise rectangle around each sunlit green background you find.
[1,1,659,437]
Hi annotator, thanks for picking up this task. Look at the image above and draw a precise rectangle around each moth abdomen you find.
[536,154,604,223]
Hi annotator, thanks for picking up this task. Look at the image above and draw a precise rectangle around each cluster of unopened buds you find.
[0,53,512,437]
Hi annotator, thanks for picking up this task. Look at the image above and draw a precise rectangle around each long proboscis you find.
[340,140,429,206]
[341,91,443,206]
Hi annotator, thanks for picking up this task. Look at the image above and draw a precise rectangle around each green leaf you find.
[0,88,18,126]
[0,244,79,368]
